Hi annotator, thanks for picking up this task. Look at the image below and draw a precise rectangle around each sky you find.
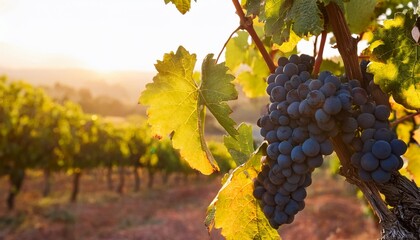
[0,0,239,72]
[0,0,350,73]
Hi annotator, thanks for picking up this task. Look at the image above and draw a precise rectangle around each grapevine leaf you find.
[264,0,291,44]
[343,0,376,33]
[367,13,420,110]
[200,55,238,138]
[226,31,250,72]
[275,29,301,53]
[164,0,193,14]
[245,0,261,16]
[289,0,324,37]
[263,0,323,44]
[236,71,268,98]
[225,30,269,98]
[404,143,420,185]
[235,53,269,98]
[320,58,345,76]
[206,143,280,240]
[224,123,255,165]
[396,120,414,144]
[319,0,345,11]
[140,46,238,175]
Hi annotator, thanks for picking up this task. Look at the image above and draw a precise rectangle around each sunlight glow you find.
[0,0,237,72]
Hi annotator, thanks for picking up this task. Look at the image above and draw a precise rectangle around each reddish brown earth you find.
[0,170,380,240]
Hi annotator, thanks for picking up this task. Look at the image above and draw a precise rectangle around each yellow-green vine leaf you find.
[164,0,193,14]
[404,143,420,185]
[275,29,301,53]
[262,0,323,44]
[367,13,420,110]
[200,54,239,138]
[226,31,250,73]
[343,0,376,33]
[225,30,269,98]
[206,143,280,240]
[139,46,238,175]
[224,123,255,165]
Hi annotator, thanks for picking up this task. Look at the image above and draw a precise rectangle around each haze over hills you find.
[0,67,155,104]
[0,66,267,139]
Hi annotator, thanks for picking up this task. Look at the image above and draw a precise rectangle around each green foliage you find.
[206,143,280,239]
[140,46,238,175]
[343,0,377,33]
[164,0,194,14]
[246,0,324,44]
[404,143,420,185]
[319,58,345,76]
[224,123,255,165]
[208,141,237,173]
[225,29,270,98]
[368,12,420,110]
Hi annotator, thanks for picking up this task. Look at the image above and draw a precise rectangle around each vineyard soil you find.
[0,170,379,240]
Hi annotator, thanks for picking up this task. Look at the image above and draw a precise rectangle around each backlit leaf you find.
[343,0,376,33]
[224,123,255,165]
[206,143,280,239]
[368,13,420,110]
[404,143,420,185]
[139,46,238,175]
[164,0,192,14]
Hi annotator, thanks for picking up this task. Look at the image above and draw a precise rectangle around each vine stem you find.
[231,0,276,73]
[390,111,420,127]
[313,30,327,76]
[216,26,242,64]
[325,3,363,83]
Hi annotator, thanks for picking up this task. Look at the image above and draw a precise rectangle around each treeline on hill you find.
[0,77,236,210]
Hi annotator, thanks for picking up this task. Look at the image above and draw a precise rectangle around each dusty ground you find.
[0,169,380,240]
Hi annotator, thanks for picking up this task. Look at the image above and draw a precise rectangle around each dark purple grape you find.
[278,57,289,66]
[284,200,299,216]
[275,74,289,86]
[302,138,320,157]
[320,82,337,97]
[289,54,300,64]
[323,96,342,115]
[357,113,375,129]
[371,168,391,183]
[371,140,391,159]
[352,87,368,106]
[273,211,288,225]
[291,146,306,163]
[307,155,323,168]
[271,86,287,102]
[318,71,332,82]
[264,205,275,217]
[374,105,390,121]
[341,117,358,133]
[380,154,400,171]
[278,140,293,155]
[283,63,299,77]
[308,79,322,90]
[291,188,307,201]
[361,152,379,171]
[253,186,266,199]
[277,154,292,168]
[267,74,277,84]
[390,139,407,156]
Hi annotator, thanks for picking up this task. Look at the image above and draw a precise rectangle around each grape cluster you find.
[253,54,347,228]
[346,61,407,183]
[253,55,408,229]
